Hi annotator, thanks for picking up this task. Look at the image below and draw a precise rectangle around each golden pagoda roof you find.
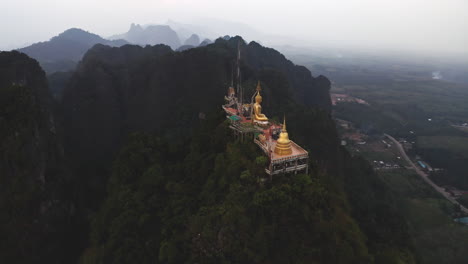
[274,117,293,156]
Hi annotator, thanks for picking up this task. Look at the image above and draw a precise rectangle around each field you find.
[379,170,468,264]
[290,52,468,190]
[337,80,468,122]
[331,80,468,188]
[348,136,409,168]
[417,136,468,158]
[452,125,468,133]
[416,136,468,189]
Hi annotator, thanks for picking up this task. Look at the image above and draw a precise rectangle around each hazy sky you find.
[3,0,467,56]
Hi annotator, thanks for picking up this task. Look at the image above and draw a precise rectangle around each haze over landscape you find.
[3,0,468,57]
[1,1,468,263]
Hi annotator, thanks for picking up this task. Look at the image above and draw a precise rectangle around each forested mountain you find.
[0,51,83,263]
[61,36,332,168]
[18,28,128,73]
[110,23,181,49]
[1,38,416,263]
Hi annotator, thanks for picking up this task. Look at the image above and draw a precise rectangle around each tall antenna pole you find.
[231,62,234,88]
[237,41,242,115]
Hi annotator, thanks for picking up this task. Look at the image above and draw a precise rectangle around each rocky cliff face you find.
[0,51,81,263]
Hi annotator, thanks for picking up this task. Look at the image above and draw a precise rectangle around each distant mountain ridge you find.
[183,34,200,46]
[17,23,214,73]
[110,23,181,49]
[199,38,213,47]
[18,28,128,73]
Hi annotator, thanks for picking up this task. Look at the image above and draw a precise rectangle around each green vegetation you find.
[416,136,468,189]
[334,102,403,135]
[1,43,418,263]
[359,150,395,161]
[0,82,45,262]
[292,49,468,263]
[342,156,416,264]
[333,80,468,138]
[331,77,468,190]
[417,136,468,157]
[341,81,468,121]
[379,170,468,264]
[458,194,468,208]
[0,51,84,263]
[80,115,414,263]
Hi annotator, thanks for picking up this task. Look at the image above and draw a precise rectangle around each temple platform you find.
[222,80,309,177]
[253,121,309,176]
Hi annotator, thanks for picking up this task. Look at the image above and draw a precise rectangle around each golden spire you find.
[283,115,286,131]
[274,115,292,155]
[256,81,261,92]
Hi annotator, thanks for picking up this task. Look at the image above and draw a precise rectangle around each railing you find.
[271,155,308,163]
[265,164,308,175]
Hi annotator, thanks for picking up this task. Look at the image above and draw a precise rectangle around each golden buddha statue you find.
[274,117,293,155]
[253,82,268,122]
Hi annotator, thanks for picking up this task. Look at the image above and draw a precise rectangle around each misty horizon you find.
[2,0,467,59]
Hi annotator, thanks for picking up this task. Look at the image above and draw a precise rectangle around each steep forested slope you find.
[0,39,418,263]
[82,118,373,263]
[0,51,83,263]
[60,38,415,263]
[62,37,331,168]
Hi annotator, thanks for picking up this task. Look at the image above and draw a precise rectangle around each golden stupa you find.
[274,117,293,155]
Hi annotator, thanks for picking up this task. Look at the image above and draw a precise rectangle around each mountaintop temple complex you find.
[222,81,309,176]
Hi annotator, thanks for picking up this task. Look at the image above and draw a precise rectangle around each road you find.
[384,133,468,214]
